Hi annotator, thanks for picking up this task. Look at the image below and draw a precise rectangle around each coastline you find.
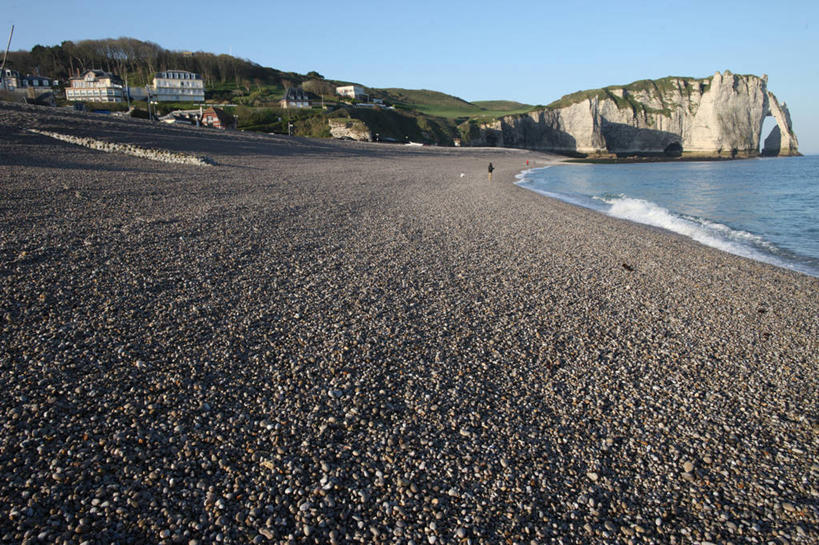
[563,151,804,164]
[513,161,819,278]
[2,103,817,544]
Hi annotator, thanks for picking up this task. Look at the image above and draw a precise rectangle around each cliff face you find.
[762,92,799,156]
[328,118,372,141]
[467,72,799,158]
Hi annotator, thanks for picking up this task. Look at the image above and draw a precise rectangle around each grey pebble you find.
[1,103,816,545]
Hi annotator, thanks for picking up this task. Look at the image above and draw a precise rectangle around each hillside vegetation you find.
[369,89,533,120]
[372,89,482,118]
[4,37,532,144]
[5,37,318,90]
[472,100,532,112]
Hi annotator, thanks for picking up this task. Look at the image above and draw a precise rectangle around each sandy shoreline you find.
[1,103,817,544]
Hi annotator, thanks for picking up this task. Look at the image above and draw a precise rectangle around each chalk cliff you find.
[762,92,799,156]
[328,118,372,142]
[464,72,799,158]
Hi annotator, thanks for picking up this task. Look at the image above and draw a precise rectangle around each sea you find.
[515,156,819,278]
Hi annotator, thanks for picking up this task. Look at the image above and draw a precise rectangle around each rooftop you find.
[155,70,202,80]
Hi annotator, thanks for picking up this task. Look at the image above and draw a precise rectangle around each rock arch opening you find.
[664,142,683,157]
[760,115,778,155]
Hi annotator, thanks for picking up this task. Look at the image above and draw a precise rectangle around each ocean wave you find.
[515,167,547,182]
[598,195,774,260]
[517,173,819,276]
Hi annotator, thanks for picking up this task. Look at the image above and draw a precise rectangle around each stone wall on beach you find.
[27,129,216,165]
[466,71,800,158]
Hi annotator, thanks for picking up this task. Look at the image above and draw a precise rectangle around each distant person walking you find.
[488,162,495,181]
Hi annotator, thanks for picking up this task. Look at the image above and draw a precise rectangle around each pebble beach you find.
[1,103,817,544]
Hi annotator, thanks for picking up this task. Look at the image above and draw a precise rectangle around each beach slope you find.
[1,103,817,544]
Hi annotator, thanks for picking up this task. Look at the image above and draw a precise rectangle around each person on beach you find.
[488,162,495,181]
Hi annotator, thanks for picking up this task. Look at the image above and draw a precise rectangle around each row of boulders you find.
[27,129,215,166]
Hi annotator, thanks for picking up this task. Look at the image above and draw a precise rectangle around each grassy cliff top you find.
[543,72,764,114]
[373,89,478,118]
[368,89,532,119]
[545,76,711,111]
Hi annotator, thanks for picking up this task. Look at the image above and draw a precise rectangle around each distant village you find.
[0,66,383,131]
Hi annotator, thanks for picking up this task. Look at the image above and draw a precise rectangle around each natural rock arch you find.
[761,91,799,157]
[466,72,800,158]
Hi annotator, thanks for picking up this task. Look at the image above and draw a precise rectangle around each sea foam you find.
[597,195,777,263]
[515,168,818,276]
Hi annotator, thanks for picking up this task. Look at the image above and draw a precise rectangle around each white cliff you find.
[329,118,372,142]
[467,71,799,158]
[763,92,799,156]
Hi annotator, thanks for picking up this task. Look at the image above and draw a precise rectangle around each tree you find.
[3,37,314,90]
[303,79,336,97]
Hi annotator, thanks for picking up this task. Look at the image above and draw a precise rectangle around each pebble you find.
[0,104,816,545]
[27,128,215,165]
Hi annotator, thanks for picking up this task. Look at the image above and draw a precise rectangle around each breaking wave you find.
[516,168,819,277]
[597,195,780,262]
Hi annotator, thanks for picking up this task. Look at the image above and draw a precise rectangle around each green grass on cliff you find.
[369,89,532,119]
[545,75,716,117]
[471,100,534,118]
[372,89,480,118]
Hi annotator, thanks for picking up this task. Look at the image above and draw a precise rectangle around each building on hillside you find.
[160,114,193,125]
[279,87,311,109]
[336,85,368,101]
[151,70,205,102]
[21,74,56,88]
[201,106,235,129]
[2,70,58,91]
[1,69,22,90]
[66,70,125,102]
[162,109,203,125]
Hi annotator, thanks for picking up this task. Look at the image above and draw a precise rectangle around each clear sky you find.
[4,0,818,153]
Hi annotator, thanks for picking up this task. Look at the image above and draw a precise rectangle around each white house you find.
[0,69,22,90]
[336,85,368,101]
[151,70,205,102]
[66,70,125,102]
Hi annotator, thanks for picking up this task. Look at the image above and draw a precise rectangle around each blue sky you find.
[5,0,818,153]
